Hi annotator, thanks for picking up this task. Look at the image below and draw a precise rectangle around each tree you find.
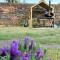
[6,0,20,3]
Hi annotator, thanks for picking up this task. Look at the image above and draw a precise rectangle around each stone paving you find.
[0,40,60,49]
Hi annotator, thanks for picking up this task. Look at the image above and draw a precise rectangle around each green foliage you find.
[0,54,10,60]
[0,27,60,44]
[20,20,28,27]
[5,54,10,60]
[6,0,20,3]
[30,55,36,60]
[32,19,39,28]
[18,44,25,52]
[42,49,48,60]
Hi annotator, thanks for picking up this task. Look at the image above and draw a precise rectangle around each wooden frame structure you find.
[29,1,54,27]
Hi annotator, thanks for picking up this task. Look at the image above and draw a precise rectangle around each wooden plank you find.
[29,7,32,28]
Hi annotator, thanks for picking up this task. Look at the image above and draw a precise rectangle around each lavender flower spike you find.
[10,40,19,56]
[0,48,6,57]
[24,36,30,49]
[35,48,44,60]
[29,40,36,51]
[22,52,30,60]
[24,36,30,45]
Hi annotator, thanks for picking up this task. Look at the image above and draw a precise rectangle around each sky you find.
[0,0,60,4]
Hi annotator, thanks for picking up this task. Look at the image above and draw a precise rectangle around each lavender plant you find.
[0,36,49,60]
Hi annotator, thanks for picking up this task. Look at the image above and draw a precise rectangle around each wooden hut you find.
[29,1,54,27]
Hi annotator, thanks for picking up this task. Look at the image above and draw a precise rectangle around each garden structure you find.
[30,1,54,27]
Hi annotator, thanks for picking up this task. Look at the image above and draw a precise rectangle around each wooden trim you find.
[31,2,53,9]
[29,7,32,28]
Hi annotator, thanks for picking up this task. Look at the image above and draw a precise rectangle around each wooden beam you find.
[29,7,32,28]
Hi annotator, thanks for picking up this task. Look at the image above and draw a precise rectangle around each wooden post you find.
[52,19,54,27]
[49,0,51,16]
[29,7,32,28]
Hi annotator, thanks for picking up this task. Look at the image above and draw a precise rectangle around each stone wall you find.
[53,4,60,25]
[0,3,32,26]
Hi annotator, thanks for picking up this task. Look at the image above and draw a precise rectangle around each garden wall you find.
[0,3,32,26]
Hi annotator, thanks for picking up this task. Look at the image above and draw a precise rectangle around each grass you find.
[0,27,60,44]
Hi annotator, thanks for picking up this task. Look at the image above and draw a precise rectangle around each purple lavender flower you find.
[22,52,30,60]
[15,50,22,60]
[10,40,22,60]
[29,40,36,51]
[24,36,30,49]
[24,36,30,44]
[10,50,22,60]
[15,50,22,56]
[3,46,10,53]
[29,40,36,53]
[10,41,19,56]
[0,48,6,57]
[35,48,44,60]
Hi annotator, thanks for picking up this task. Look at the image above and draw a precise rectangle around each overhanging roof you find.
[39,2,52,10]
[31,2,54,10]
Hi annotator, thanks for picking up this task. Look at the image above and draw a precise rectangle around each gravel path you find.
[41,44,60,49]
[0,40,60,49]
[0,40,17,48]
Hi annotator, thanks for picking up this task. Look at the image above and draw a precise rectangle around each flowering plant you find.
[0,36,49,60]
